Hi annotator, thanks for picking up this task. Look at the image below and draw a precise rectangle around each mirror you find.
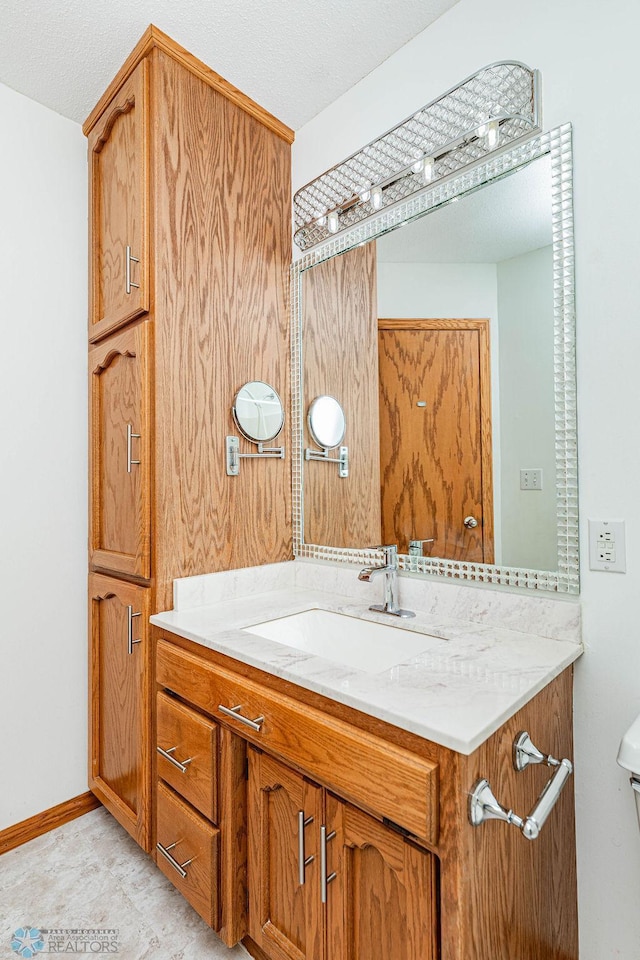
[233,381,284,443]
[293,127,578,593]
[308,396,346,449]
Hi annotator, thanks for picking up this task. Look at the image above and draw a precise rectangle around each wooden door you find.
[378,319,493,563]
[89,321,151,580]
[89,573,151,850]
[88,58,149,342]
[325,794,438,960]
[248,750,324,960]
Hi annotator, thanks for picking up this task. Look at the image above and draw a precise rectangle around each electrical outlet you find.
[588,519,626,573]
[520,468,543,491]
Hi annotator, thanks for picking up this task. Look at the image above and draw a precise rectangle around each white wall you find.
[498,246,556,571]
[0,83,87,830]
[293,2,640,956]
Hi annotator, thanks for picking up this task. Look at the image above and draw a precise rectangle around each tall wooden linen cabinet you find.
[85,27,293,852]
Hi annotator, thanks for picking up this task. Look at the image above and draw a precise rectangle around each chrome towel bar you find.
[468,730,573,841]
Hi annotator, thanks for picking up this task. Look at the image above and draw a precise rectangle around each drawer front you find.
[157,639,438,845]
[156,781,219,928]
[156,691,218,822]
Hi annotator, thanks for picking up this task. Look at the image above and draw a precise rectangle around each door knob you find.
[463,516,479,529]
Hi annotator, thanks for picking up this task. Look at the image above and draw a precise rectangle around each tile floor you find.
[0,807,249,959]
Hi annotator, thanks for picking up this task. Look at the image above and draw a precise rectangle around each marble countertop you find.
[151,582,582,755]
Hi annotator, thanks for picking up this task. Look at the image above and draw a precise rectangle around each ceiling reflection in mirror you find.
[293,128,577,592]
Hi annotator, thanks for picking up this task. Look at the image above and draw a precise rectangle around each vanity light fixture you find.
[327,210,340,233]
[293,61,541,250]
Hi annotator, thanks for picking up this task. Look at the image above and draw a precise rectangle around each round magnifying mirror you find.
[307,395,346,449]
[233,381,284,443]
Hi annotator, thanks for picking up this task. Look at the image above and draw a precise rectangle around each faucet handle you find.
[372,544,398,564]
[409,538,435,557]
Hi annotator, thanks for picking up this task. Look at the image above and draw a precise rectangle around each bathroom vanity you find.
[150,575,581,960]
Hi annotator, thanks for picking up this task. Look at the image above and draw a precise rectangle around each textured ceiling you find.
[0,0,461,129]
[376,156,552,264]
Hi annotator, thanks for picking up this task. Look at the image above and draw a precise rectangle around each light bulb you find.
[327,211,340,233]
[315,212,327,227]
[371,186,383,210]
[423,157,435,183]
[359,186,371,203]
[411,154,424,174]
[487,119,499,150]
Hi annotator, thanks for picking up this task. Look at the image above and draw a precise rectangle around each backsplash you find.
[172,559,581,645]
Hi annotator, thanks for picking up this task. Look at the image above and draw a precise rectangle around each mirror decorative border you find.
[293,61,541,251]
[291,123,578,594]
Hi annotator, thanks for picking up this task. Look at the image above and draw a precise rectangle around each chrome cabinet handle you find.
[126,606,142,655]
[127,423,141,473]
[157,745,193,774]
[156,841,193,878]
[218,704,264,732]
[298,811,315,885]
[463,516,479,529]
[469,731,573,841]
[125,245,140,294]
[320,825,337,903]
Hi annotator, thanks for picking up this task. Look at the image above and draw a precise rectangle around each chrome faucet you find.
[358,545,415,619]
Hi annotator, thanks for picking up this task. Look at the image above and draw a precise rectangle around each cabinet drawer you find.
[157,692,218,822]
[156,781,219,928]
[157,638,439,845]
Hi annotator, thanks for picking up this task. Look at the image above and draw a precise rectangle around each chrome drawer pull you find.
[320,825,337,903]
[127,423,141,473]
[125,245,140,294]
[218,704,264,732]
[469,731,573,841]
[157,745,193,774]
[156,841,194,878]
[126,606,142,655]
[298,811,315,885]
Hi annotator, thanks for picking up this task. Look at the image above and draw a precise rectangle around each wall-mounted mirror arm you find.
[226,437,285,476]
[305,445,349,478]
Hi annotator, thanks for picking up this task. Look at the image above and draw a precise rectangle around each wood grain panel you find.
[156,692,218,821]
[89,322,151,581]
[156,639,438,845]
[302,244,381,549]
[326,794,438,960]
[151,50,292,610]
[88,58,149,342]
[156,781,219,928]
[89,574,151,850]
[83,25,294,144]
[248,750,324,960]
[218,727,249,946]
[0,793,101,857]
[439,669,578,960]
[378,319,493,563]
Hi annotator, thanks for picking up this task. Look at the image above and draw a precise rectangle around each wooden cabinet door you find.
[325,794,438,960]
[89,321,151,580]
[89,573,151,850]
[248,751,324,960]
[88,58,149,342]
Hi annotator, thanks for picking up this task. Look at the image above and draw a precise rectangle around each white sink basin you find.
[243,609,438,675]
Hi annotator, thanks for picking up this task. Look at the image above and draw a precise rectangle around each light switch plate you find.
[520,468,543,490]
[588,519,626,573]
